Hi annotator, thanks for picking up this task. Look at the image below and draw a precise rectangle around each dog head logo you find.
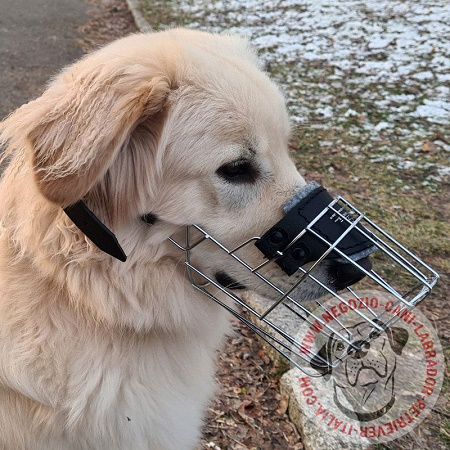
[310,320,409,421]
[293,291,444,443]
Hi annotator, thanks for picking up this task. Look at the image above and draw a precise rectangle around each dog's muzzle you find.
[64,182,439,375]
[168,182,439,375]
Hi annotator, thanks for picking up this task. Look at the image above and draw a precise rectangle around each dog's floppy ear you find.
[2,60,171,206]
[310,340,332,380]
[385,326,409,355]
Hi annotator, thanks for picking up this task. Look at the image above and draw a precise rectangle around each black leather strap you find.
[63,201,127,262]
[255,186,375,275]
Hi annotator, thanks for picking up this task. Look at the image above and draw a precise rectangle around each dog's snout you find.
[331,256,372,291]
[353,340,371,359]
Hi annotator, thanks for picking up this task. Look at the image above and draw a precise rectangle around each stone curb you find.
[122,3,366,449]
[280,369,370,450]
[124,0,153,33]
[243,293,371,450]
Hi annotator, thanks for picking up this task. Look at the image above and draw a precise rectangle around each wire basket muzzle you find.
[169,185,439,376]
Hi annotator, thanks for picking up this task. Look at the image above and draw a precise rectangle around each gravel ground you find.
[79,0,138,50]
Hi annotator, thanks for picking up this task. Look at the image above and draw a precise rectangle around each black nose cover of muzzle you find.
[255,183,377,276]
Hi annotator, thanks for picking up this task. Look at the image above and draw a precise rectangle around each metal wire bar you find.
[168,195,439,373]
[337,197,439,286]
[189,270,344,374]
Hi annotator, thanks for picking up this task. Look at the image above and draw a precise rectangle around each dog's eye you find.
[217,160,256,183]
[336,342,345,352]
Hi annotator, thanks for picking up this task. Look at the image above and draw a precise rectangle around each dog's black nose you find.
[331,256,372,291]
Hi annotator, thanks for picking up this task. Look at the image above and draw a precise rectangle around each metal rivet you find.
[292,247,306,260]
[270,230,285,244]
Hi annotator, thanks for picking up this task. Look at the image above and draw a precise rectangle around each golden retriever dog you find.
[0,29,362,449]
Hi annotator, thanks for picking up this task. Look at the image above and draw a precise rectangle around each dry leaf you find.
[421,140,436,153]
[276,395,289,415]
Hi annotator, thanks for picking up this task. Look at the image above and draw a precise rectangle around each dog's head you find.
[310,321,409,420]
[0,29,369,305]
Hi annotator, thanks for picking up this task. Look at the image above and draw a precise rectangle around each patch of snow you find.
[368,35,394,50]
[437,166,450,177]
[169,0,449,129]
[413,71,434,80]
[315,106,333,118]
[397,160,417,170]
[375,122,391,131]
[344,108,359,117]
[434,141,450,152]
[413,100,450,124]
[371,154,400,163]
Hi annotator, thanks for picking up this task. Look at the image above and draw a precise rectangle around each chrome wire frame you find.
[169,197,439,376]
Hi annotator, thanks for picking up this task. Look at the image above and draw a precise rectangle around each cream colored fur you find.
[0,29,314,449]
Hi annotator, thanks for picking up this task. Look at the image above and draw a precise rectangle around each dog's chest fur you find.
[0,239,228,449]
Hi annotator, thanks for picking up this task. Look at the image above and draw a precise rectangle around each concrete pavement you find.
[0,0,87,119]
